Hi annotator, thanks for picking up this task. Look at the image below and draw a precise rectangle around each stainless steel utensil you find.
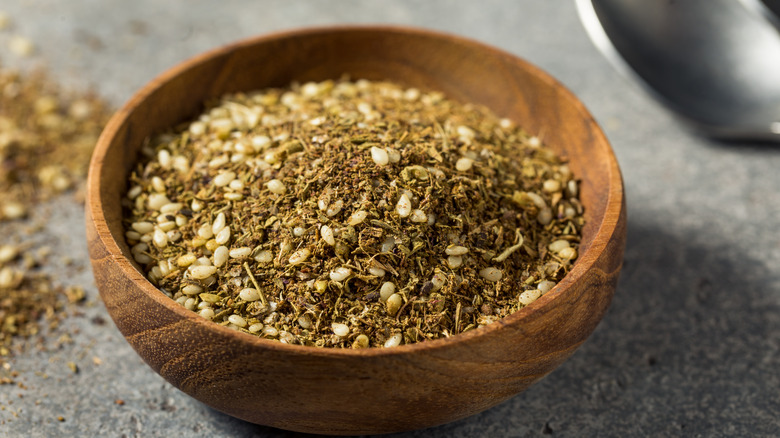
[577,0,780,141]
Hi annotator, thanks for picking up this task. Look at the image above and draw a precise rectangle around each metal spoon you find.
[576,0,780,141]
[741,0,780,29]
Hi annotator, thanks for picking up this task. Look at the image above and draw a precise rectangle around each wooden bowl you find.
[86,26,626,435]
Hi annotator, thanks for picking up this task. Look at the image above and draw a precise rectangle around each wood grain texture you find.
[86,26,626,435]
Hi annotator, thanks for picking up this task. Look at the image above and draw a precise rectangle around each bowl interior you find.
[98,27,610,261]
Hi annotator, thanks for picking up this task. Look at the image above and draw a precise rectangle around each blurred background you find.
[0,1,778,436]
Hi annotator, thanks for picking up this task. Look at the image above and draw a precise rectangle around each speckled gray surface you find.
[1,1,779,437]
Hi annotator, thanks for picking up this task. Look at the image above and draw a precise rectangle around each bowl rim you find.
[88,24,624,359]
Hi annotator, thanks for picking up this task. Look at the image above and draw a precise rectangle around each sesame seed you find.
[447,255,463,269]
[215,226,231,245]
[410,209,427,223]
[213,171,236,187]
[133,253,153,264]
[396,193,412,218]
[131,221,154,234]
[213,246,229,267]
[189,265,217,280]
[297,314,312,329]
[184,297,197,310]
[157,149,171,169]
[228,314,248,327]
[370,146,389,166]
[526,192,547,209]
[320,225,336,246]
[229,247,252,259]
[2,202,26,219]
[147,193,170,211]
[181,284,202,295]
[567,179,579,197]
[9,35,35,57]
[267,179,286,195]
[380,236,396,253]
[383,333,403,348]
[518,289,542,306]
[262,326,279,337]
[325,199,343,217]
[189,121,206,136]
[353,334,370,348]
[548,239,570,253]
[331,323,349,337]
[151,176,166,193]
[404,88,420,101]
[445,245,469,256]
[329,266,351,282]
[127,185,142,199]
[301,81,321,97]
[479,267,502,282]
[368,266,386,277]
[239,288,261,301]
[455,157,474,172]
[537,280,556,294]
[386,293,403,315]
[288,248,311,265]
[158,259,173,276]
[0,245,18,264]
[430,271,446,291]
[386,148,401,163]
[212,212,226,234]
[456,125,475,139]
[191,199,204,212]
[537,207,553,225]
[279,331,295,344]
[251,135,271,150]
[157,221,176,232]
[542,179,561,193]
[379,281,395,302]
[152,228,168,248]
[197,223,213,239]
[160,203,183,214]
[254,249,273,264]
[558,247,578,260]
[347,210,368,226]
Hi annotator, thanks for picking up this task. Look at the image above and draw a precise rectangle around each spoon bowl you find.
[577,0,780,141]
[86,26,626,435]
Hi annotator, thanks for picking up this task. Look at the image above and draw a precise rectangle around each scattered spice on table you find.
[0,59,111,381]
[0,65,110,220]
[124,78,584,348]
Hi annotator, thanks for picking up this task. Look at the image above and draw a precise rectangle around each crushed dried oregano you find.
[123,79,584,348]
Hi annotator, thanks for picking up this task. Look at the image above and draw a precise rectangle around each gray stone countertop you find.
[1,1,778,437]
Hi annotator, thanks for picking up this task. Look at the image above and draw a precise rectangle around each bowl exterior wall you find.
[87,27,626,435]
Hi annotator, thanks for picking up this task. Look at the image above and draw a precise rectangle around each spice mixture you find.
[123,79,584,348]
[0,67,109,220]
[0,62,110,380]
